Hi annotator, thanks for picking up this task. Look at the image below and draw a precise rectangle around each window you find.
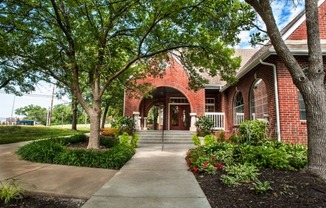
[170,97,188,103]
[205,98,215,112]
[298,92,306,120]
[250,79,268,121]
[234,91,244,125]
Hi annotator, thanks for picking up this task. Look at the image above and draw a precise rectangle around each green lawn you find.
[0,125,89,144]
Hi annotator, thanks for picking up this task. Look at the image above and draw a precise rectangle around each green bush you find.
[251,180,272,194]
[16,135,135,169]
[195,116,214,137]
[131,133,139,148]
[119,132,132,144]
[223,163,260,184]
[216,130,226,142]
[238,120,267,145]
[185,142,233,174]
[113,116,135,135]
[232,141,307,171]
[16,139,65,163]
[220,163,260,187]
[100,136,118,148]
[186,138,308,195]
[0,179,24,205]
[186,141,307,176]
[204,134,217,146]
[229,134,240,143]
[192,134,201,147]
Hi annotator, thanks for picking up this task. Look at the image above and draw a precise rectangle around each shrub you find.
[100,136,118,148]
[185,143,232,175]
[204,134,217,147]
[238,120,268,145]
[100,143,136,169]
[229,134,240,144]
[222,163,260,184]
[186,141,307,176]
[232,141,307,171]
[0,179,24,204]
[16,139,64,163]
[119,132,132,144]
[251,180,272,194]
[16,135,135,169]
[101,128,117,136]
[113,116,135,135]
[130,133,139,148]
[192,134,201,147]
[195,116,214,137]
[186,138,308,195]
[215,130,225,142]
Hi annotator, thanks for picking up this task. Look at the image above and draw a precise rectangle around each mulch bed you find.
[196,169,326,208]
[0,195,86,208]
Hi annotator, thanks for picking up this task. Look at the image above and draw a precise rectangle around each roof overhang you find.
[204,84,224,90]
[221,40,326,92]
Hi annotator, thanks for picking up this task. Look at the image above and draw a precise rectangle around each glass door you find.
[170,105,190,130]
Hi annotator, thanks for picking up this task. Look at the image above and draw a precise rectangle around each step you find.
[136,130,195,144]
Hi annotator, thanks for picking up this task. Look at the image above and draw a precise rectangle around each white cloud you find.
[235,31,252,48]
[238,1,305,48]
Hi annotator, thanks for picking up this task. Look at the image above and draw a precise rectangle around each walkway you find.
[82,144,211,208]
[0,142,117,199]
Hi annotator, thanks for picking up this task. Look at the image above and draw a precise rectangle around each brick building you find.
[124,0,326,144]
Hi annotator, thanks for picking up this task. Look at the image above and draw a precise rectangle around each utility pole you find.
[48,85,55,126]
[10,95,16,125]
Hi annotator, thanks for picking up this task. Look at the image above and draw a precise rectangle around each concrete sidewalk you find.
[82,144,211,208]
[0,142,118,199]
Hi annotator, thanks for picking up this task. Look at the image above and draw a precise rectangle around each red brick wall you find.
[124,57,205,117]
[222,62,276,139]
[287,1,326,40]
[221,56,309,144]
[276,58,307,144]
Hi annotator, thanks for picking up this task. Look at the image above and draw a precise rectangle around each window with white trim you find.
[170,97,188,103]
[298,92,306,120]
[234,91,244,125]
[205,98,215,112]
[250,79,269,121]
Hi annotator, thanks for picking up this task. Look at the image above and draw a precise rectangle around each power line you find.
[0,90,70,103]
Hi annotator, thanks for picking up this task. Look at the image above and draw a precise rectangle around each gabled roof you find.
[221,0,326,92]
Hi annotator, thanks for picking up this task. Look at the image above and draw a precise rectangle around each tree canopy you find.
[0,0,254,148]
[15,104,47,124]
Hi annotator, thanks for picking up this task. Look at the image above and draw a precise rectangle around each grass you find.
[0,125,89,144]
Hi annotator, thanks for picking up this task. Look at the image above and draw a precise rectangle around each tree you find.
[245,0,326,179]
[51,104,73,125]
[0,19,46,95]
[15,104,47,124]
[101,81,124,128]
[1,0,254,149]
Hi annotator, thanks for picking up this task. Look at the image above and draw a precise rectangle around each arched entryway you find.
[139,87,191,130]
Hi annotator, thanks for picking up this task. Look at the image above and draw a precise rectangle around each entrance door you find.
[170,105,190,130]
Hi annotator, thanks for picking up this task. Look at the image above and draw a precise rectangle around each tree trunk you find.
[101,103,109,129]
[304,88,326,180]
[71,96,78,131]
[87,100,102,149]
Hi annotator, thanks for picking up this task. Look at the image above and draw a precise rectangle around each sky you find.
[0,82,69,118]
[0,1,306,119]
[237,1,305,48]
